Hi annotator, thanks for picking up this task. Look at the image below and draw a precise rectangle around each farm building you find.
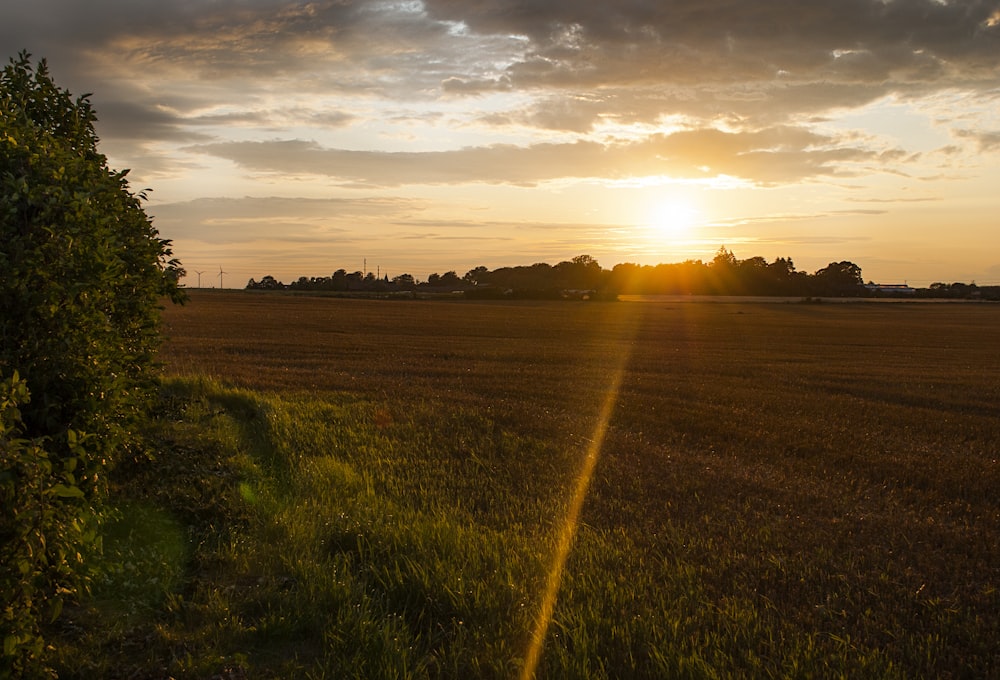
[864,283,916,295]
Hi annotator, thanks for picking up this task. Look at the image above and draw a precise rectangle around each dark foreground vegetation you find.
[1,53,183,677]
[43,292,1000,678]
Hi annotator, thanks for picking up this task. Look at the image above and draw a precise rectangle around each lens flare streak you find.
[520,335,635,679]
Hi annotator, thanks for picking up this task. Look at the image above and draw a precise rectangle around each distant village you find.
[244,250,998,300]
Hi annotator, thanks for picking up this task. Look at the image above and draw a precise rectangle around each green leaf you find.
[48,597,64,623]
[50,484,84,499]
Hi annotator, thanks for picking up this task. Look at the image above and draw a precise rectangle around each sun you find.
[646,199,700,243]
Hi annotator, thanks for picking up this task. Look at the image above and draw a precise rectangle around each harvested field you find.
[146,290,1000,677]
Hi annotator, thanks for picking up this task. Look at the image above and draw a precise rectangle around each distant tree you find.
[345,271,363,290]
[392,273,416,290]
[948,282,974,298]
[0,52,184,673]
[464,266,490,285]
[646,260,707,295]
[708,246,739,293]
[518,263,558,292]
[609,262,642,293]
[331,268,348,291]
[712,246,738,268]
[767,256,793,281]
[736,256,769,294]
[556,254,604,290]
[438,271,463,288]
[740,255,768,269]
[813,261,864,296]
[764,257,806,295]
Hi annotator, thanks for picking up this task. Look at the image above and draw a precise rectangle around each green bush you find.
[0,373,93,678]
[0,52,184,673]
[1,52,184,465]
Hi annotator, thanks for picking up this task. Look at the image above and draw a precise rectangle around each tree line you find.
[248,249,998,299]
[247,250,991,299]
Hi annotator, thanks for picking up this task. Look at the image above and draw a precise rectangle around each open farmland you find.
[75,292,1000,677]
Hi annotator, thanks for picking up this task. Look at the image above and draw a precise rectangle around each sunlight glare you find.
[646,198,700,243]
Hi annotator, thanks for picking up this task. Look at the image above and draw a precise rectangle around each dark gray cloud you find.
[421,0,1000,130]
[9,1,997,116]
[91,97,210,142]
[4,0,998,187]
[424,0,1000,72]
[3,1,399,145]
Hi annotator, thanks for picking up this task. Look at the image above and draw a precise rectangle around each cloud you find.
[441,76,511,95]
[153,195,423,242]
[187,124,896,186]
[955,128,1000,152]
[93,97,211,143]
[419,0,1000,131]
[424,0,1000,79]
[7,0,998,158]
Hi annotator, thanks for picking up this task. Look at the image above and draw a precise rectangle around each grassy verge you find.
[48,378,555,678]
[47,373,997,678]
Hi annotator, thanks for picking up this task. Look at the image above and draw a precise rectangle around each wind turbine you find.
[194,270,204,288]
[218,265,227,289]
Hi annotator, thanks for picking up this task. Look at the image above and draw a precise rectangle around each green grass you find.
[50,379,554,678]
[45,295,1000,677]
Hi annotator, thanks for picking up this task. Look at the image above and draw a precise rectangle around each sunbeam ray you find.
[520,315,640,680]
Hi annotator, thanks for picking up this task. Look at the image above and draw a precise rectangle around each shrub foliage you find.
[0,52,183,674]
[1,374,94,677]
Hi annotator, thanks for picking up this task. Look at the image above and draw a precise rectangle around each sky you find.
[4,0,1000,288]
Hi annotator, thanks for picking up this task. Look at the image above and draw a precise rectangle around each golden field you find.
[104,290,1000,677]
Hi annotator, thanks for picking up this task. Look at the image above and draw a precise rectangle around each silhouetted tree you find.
[438,271,463,288]
[331,269,348,290]
[345,271,363,290]
[609,262,643,293]
[556,254,605,291]
[244,251,875,299]
[707,246,739,294]
[813,261,864,296]
[464,266,490,285]
[736,256,769,294]
[392,273,416,290]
